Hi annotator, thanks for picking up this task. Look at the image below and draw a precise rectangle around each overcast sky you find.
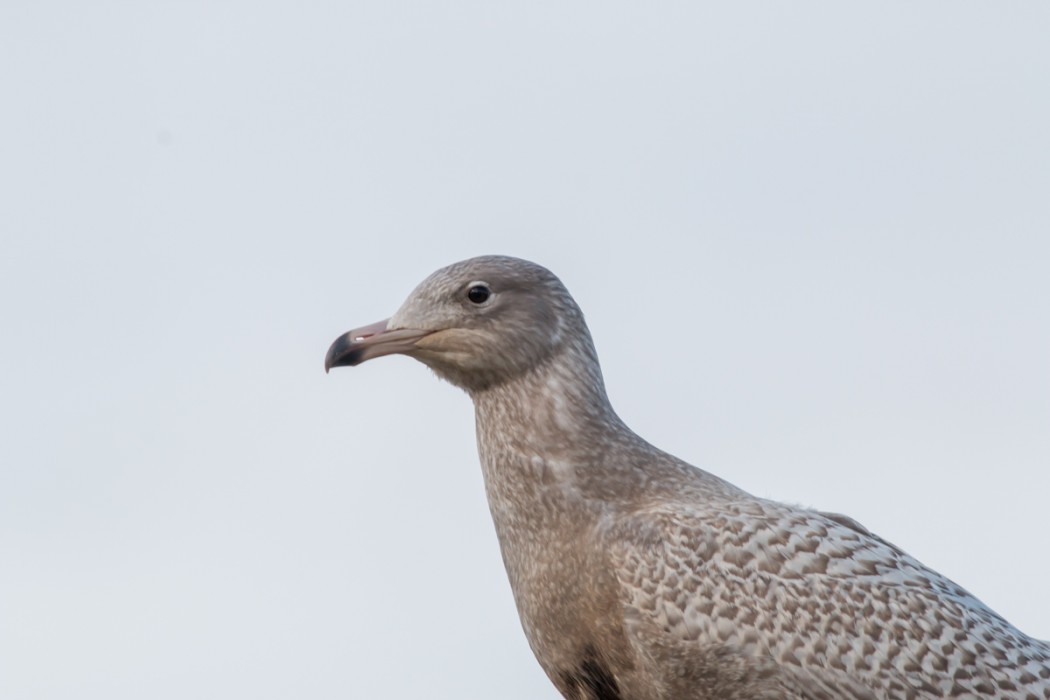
[2,2,1048,698]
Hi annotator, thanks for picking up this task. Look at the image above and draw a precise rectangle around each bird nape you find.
[325,255,1050,700]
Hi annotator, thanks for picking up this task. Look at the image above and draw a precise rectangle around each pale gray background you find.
[2,2,1048,698]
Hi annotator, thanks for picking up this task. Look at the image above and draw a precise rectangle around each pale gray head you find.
[325,256,597,393]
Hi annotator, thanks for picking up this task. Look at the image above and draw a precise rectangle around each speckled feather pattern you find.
[334,256,1050,700]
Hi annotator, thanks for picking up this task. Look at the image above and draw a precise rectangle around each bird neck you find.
[471,340,627,463]
[469,339,747,527]
[467,339,660,544]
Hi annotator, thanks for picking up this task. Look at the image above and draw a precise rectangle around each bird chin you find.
[410,343,501,393]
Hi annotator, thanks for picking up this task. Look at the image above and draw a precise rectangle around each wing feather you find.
[601,499,1050,698]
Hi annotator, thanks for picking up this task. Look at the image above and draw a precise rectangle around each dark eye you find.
[467,284,491,304]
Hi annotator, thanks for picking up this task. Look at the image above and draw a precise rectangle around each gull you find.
[325,255,1050,699]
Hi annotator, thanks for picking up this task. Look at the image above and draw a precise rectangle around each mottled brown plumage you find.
[326,255,1050,699]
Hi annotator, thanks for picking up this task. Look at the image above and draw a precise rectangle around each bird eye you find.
[467,284,491,304]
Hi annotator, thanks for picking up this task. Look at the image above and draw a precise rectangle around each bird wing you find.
[601,499,1050,699]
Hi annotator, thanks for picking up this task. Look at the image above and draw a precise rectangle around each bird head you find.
[325,255,588,393]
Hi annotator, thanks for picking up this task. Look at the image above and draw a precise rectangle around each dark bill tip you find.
[324,332,366,373]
